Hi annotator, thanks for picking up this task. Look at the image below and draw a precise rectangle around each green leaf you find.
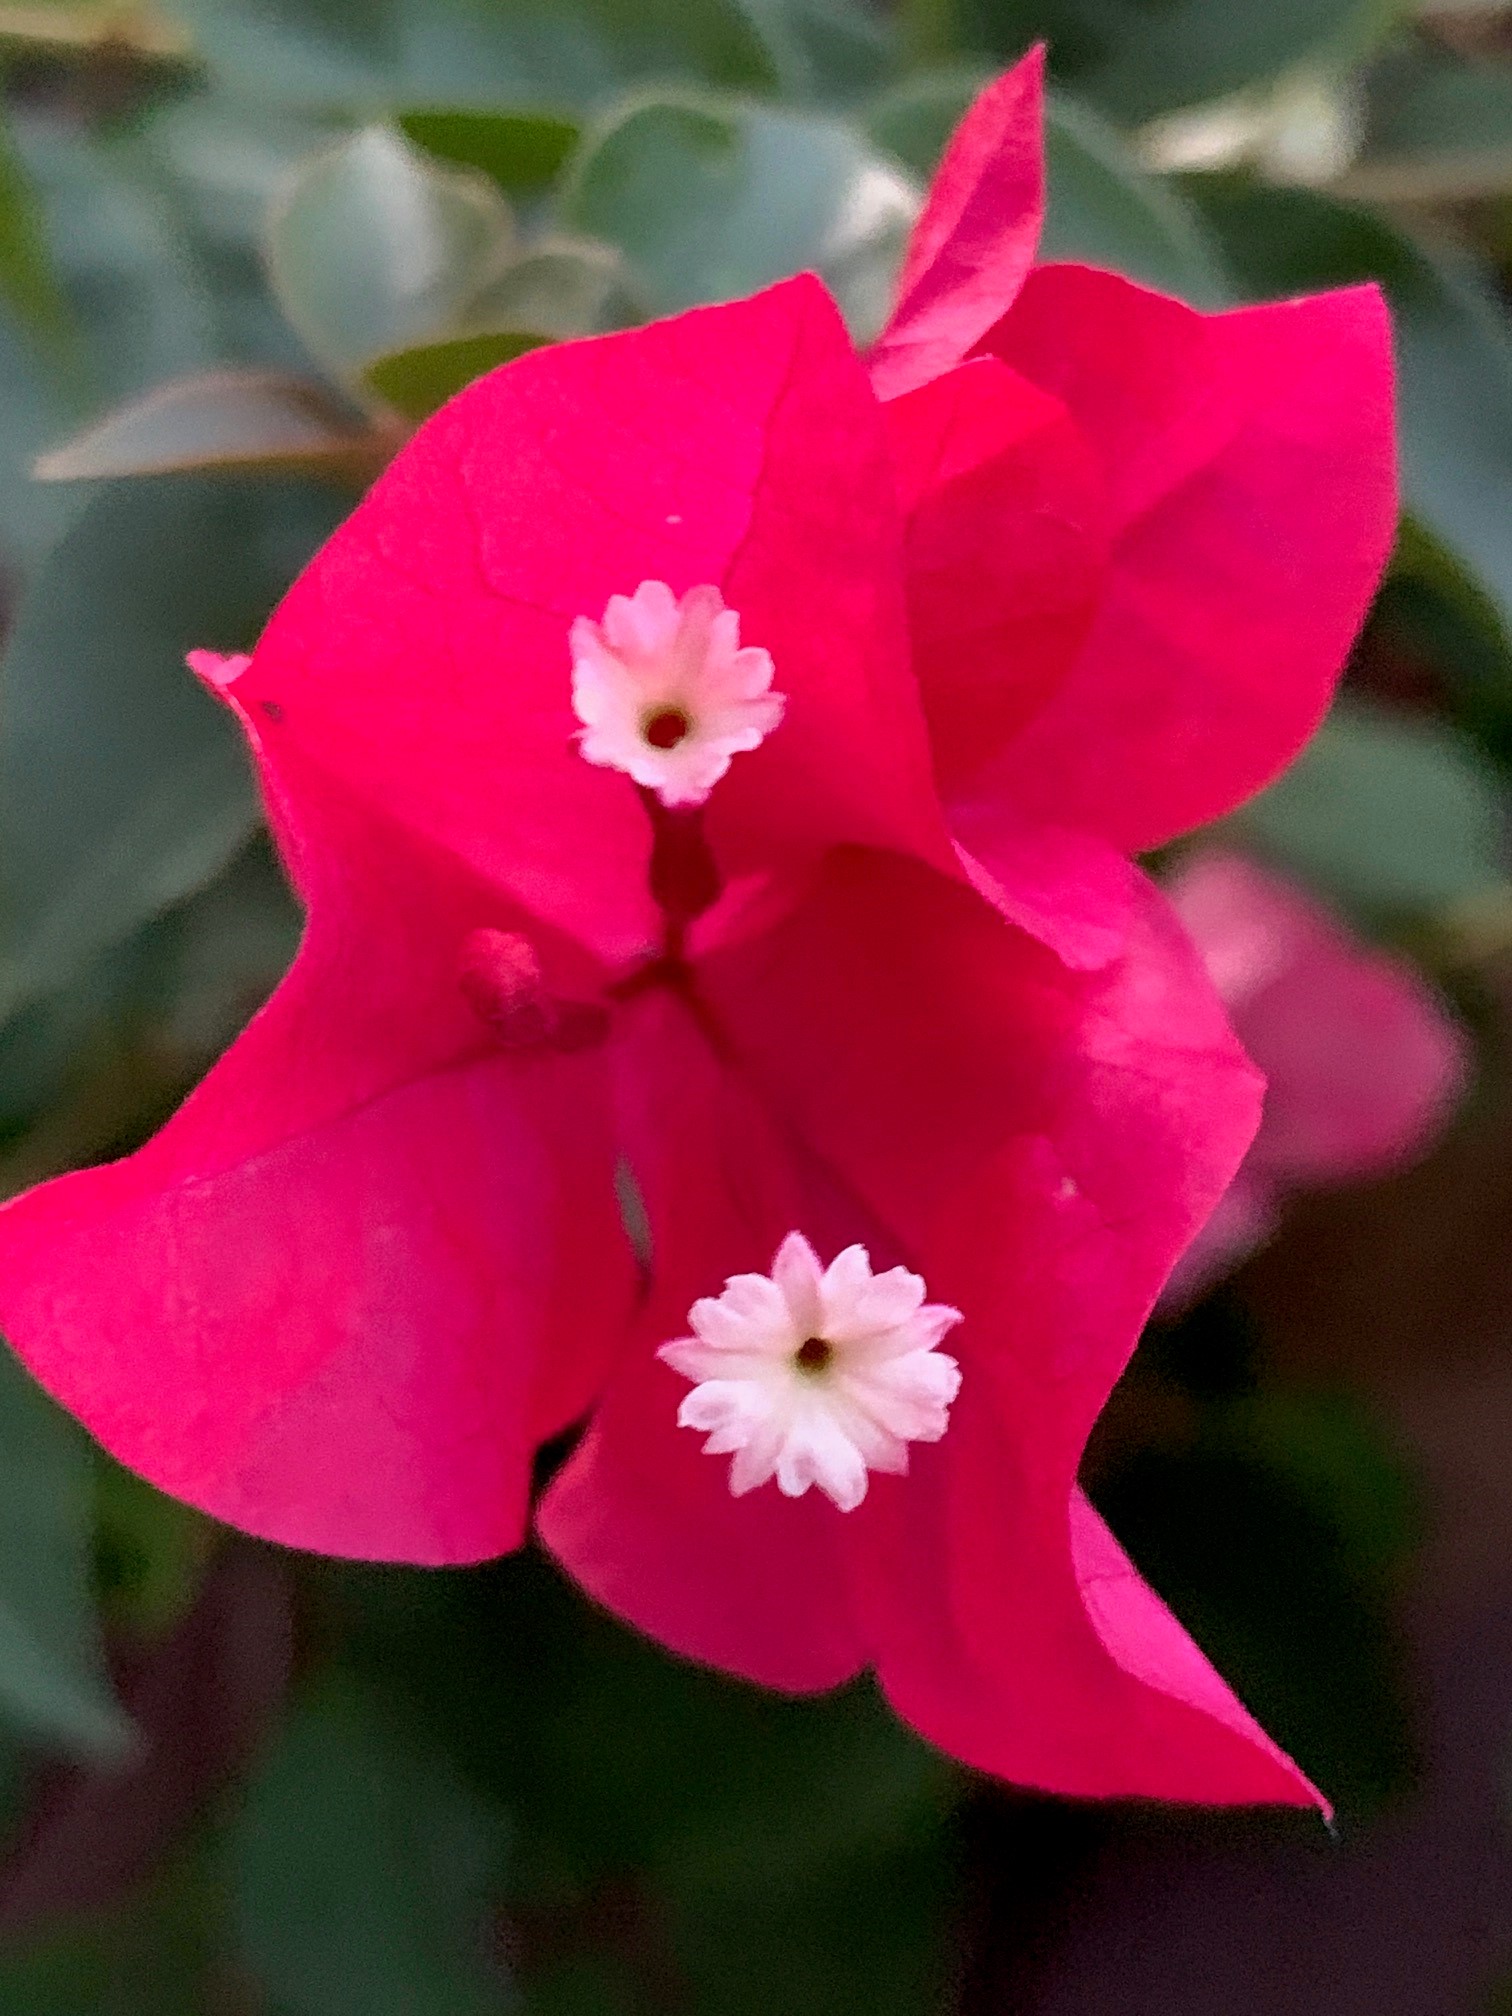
[234,1685,510,2016]
[1191,178,1512,644]
[561,91,919,341]
[17,117,224,403]
[94,1459,207,1641]
[1374,518,1512,778]
[520,1956,639,2016]
[955,0,1405,124]
[462,235,634,332]
[1230,698,1509,918]
[33,369,378,481]
[334,1554,954,1904]
[666,1833,955,2016]
[400,107,579,195]
[736,0,897,104]
[266,124,516,380]
[0,1345,130,1759]
[363,329,547,419]
[1043,90,1229,303]
[0,1850,225,2014]
[162,0,780,113]
[0,475,343,1027]
[862,65,987,176]
[0,110,78,362]
[0,114,239,570]
[1350,44,1512,201]
[331,1554,957,2013]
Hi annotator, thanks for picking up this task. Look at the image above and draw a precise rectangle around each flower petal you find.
[887,354,1106,791]
[537,990,866,1691]
[845,1381,1318,1804]
[0,705,634,1563]
[698,853,1310,1799]
[870,51,1045,400]
[952,814,1137,972]
[983,267,1396,848]
[237,277,949,964]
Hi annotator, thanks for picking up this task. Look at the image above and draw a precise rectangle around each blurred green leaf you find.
[0,114,243,569]
[1191,178,1512,644]
[738,0,897,103]
[153,830,301,1062]
[1231,697,1509,917]
[1231,1391,1419,1580]
[0,1346,130,1759]
[336,1555,954,1903]
[0,476,343,1028]
[1350,44,1512,201]
[17,118,223,402]
[364,328,546,418]
[93,1460,207,1641]
[1095,1387,1420,1817]
[266,124,516,381]
[951,0,1404,124]
[34,370,377,481]
[162,0,781,112]
[667,1832,955,2016]
[463,235,633,331]
[134,95,340,260]
[1043,89,1228,302]
[334,1555,957,2014]
[0,113,77,361]
[0,1851,224,2014]
[0,832,298,1155]
[0,313,74,573]
[863,64,986,174]
[1374,518,1512,778]
[561,91,919,341]
[400,106,579,195]
[234,1684,510,2016]
[520,1955,639,2015]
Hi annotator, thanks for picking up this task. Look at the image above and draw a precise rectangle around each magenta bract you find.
[1165,849,1468,1304]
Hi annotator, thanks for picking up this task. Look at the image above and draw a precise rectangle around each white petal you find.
[776,1415,870,1511]
[818,1244,874,1321]
[771,1232,824,1334]
[661,1234,963,1514]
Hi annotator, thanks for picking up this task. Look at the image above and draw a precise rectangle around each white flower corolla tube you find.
[569,580,785,807]
[660,1233,963,1512]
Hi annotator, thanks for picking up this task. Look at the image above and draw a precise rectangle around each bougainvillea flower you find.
[1162,850,1468,1305]
[0,56,1395,1809]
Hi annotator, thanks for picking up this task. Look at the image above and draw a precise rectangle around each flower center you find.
[794,1335,833,1375]
[642,704,691,751]
[658,1232,963,1512]
[569,580,785,809]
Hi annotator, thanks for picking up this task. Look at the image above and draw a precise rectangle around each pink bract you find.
[0,53,1396,1809]
[1164,849,1468,1305]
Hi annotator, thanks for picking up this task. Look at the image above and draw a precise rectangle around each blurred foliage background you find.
[0,0,1504,2008]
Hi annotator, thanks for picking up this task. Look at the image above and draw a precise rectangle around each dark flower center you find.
[794,1336,833,1375]
[642,705,692,750]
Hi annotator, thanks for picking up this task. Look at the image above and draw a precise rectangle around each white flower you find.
[569,580,784,808]
[659,1233,963,1512]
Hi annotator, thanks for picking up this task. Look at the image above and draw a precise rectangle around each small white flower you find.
[569,580,784,808]
[659,1233,963,1512]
